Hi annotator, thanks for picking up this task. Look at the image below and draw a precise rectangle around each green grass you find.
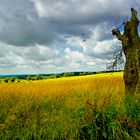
[0,72,140,140]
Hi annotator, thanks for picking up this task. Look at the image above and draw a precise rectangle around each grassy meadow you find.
[0,72,140,139]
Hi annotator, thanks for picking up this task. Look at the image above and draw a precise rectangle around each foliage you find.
[26,76,33,81]
[3,78,9,83]
[9,77,16,83]
[63,72,75,77]
[79,72,94,76]
[34,75,43,80]
[50,74,61,79]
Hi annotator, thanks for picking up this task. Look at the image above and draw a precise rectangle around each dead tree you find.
[112,8,140,94]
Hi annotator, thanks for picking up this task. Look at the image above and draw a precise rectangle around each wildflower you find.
[127,120,137,128]
[116,115,125,123]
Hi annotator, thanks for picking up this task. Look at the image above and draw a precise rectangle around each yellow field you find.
[1,72,131,139]
[0,72,124,107]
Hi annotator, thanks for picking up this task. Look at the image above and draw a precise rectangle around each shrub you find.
[26,76,32,81]
[4,78,9,83]
[35,75,43,80]
[10,77,16,83]
[64,72,75,77]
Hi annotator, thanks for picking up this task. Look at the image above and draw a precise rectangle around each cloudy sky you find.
[0,0,139,74]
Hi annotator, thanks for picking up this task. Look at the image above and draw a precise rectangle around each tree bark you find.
[112,8,140,94]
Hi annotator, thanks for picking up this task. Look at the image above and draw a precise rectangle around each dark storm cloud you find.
[0,0,61,46]
[0,0,136,46]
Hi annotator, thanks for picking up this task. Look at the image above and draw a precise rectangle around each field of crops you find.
[0,72,140,139]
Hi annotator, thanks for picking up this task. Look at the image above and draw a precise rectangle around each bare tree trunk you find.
[112,8,140,94]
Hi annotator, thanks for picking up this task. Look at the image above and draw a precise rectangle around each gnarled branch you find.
[112,29,123,41]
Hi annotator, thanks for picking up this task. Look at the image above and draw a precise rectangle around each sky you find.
[0,0,140,75]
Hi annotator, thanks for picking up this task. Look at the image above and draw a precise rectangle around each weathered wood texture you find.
[112,8,140,94]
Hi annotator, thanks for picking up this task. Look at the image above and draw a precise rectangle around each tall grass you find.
[0,73,140,139]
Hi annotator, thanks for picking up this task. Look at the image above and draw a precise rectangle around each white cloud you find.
[65,47,85,63]
[93,39,118,54]
[33,0,46,18]
[0,0,139,74]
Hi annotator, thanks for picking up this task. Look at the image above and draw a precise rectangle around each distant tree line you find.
[24,71,121,81]
[0,71,123,83]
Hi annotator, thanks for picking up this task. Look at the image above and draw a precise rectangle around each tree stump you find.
[112,8,140,94]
